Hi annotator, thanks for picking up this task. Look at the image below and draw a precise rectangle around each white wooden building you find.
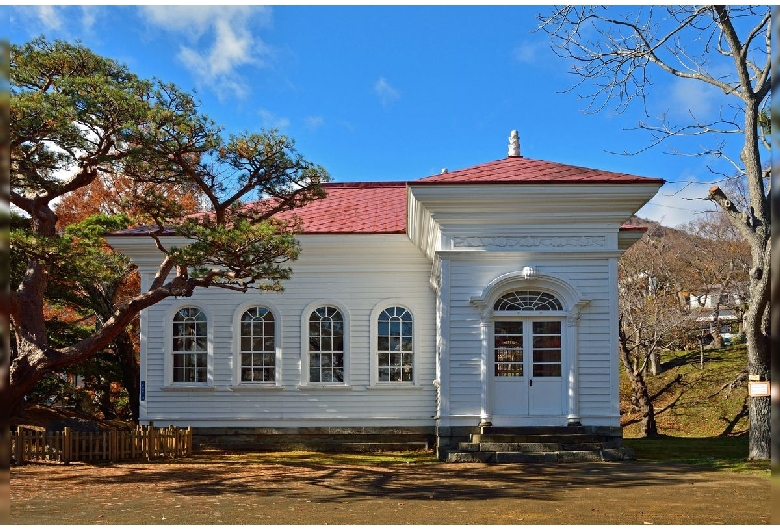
[107,132,664,457]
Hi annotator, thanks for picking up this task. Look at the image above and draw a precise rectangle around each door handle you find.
[530,379,533,387]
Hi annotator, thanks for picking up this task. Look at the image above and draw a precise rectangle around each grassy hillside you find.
[619,344,771,473]
[620,344,749,439]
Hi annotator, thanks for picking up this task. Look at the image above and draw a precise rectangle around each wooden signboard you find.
[748,381,770,397]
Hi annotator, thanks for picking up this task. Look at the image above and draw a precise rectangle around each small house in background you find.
[107,131,664,459]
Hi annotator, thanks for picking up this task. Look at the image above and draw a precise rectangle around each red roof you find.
[415,156,665,185]
[276,182,407,234]
[108,156,662,237]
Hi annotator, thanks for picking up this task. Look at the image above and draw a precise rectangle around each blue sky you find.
[9,5,761,228]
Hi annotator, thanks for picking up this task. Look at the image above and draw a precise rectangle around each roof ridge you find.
[413,155,665,185]
[322,181,408,188]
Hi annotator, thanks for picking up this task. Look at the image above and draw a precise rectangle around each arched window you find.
[494,290,563,311]
[308,306,344,383]
[239,307,275,383]
[172,307,208,383]
[377,306,413,383]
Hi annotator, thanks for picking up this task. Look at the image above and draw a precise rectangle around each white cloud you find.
[374,77,400,108]
[20,5,64,35]
[635,180,716,228]
[79,6,97,33]
[34,5,63,31]
[512,40,545,63]
[258,108,290,130]
[139,6,273,100]
[305,116,325,130]
[669,78,721,120]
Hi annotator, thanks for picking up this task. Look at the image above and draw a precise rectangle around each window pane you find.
[533,321,561,334]
[494,336,522,349]
[390,368,402,382]
[533,336,562,349]
[533,364,561,377]
[378,337,389,351]
[495,321,523,335]
[379,367,390,381]
[495,363,523,377]
[534,350,562,363]
[310,368,320,382]
[309,336,321,351]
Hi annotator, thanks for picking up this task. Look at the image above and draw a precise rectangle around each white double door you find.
[490,318,565,421]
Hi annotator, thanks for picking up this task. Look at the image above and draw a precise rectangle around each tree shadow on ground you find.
[33,455,728,504]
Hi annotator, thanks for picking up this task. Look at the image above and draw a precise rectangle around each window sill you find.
[297,384,353,391]
[230,384,285,392]
[367,384,424,390]
[162,385,215,392]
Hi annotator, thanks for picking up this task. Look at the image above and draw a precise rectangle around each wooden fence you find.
[11,423,192,464]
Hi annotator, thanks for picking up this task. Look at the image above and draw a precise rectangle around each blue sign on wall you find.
[140,381,146,401]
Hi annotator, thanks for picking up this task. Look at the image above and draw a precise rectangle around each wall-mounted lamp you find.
[522,266,536,279]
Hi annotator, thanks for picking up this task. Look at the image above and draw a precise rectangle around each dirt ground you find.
[9,452,772,525]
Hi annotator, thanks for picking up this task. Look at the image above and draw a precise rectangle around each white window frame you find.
[370,300,417,387]
[300,300,350,387]
[164,302,213,388]
[232,301,282,388]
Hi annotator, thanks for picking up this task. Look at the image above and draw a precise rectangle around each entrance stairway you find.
[445,426,635,463]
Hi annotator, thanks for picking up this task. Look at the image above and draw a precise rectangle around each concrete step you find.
[480,426,588,435]
[471,433,601,444]
[446,447,635,464]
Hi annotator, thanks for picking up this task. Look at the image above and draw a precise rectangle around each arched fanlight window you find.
[494,290,563,311]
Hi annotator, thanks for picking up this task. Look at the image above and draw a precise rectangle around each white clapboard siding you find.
[443,255,619,425]
[140,234,438,427]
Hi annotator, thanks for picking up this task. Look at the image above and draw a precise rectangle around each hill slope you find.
[621,344,749,438]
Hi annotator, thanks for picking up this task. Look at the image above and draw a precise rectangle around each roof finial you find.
[508,130,521,157]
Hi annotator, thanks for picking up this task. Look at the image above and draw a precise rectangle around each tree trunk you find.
[649,351,661,376]
[744,279,771,460]
[115,330,140,422]
[618,330,659,438]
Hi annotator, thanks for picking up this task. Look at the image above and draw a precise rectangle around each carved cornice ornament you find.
[453,236,606,249]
